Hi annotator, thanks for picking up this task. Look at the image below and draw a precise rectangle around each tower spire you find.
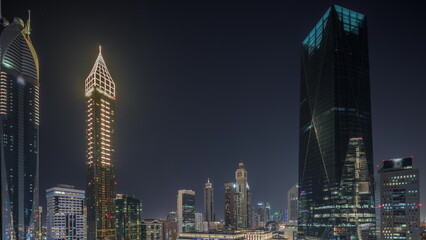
[99,45,102,55]
[25,10,31,35]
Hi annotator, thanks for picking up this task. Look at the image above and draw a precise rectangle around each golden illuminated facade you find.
[85,47,116,240]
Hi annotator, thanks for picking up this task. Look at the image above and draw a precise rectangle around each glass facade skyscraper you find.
[115,194,142,240]
[85,47,116,240]
[298,5,375,239]
[0,15,40,240]
[177,190,196,233]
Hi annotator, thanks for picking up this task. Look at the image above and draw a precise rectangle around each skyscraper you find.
[85,47,116,240]
[115,194,142,240]
[235,162,250,229]
[0,13,40,240]
[224,183,237,229]
[376,157,420,239]
[287,184,298,222]
[46,185,86,240]
[177,190,196,233]
[298,5,375,239]
[204,178,215,223]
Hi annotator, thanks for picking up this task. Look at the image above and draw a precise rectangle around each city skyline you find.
[3,0,426,221]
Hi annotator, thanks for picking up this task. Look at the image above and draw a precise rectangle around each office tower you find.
[287,184,298,222]
[255,202,270,228]
[235,162,250,229]
[46,185,86,240]
[224,183,237,229]
[85,46,116,240]
[376,157,420,239]
[162,220,178,240]
[36,206,43,240]
[204,178,215,223]
[195,212,203,232]
[167,212,177,221]
[115,194,142,240]
[177,190,196,232]
[141,219,162,240]
[298,5,375,239]
[0,13,40,240]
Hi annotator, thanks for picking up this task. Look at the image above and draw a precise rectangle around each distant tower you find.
[46,185,86,240]
[85,47,117,240]
[204,178,215,223]
[0,14,40,240]
[235,162,250,229]
[287,184,298,222]
[224,183,237,229]
[376,157,420,239]
[177,190,195,232]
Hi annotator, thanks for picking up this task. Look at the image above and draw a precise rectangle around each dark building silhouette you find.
[85,47,117,240]
[204,178,215,223]
[298,5,375,239]
[0,14,40,240]
[224,183,237,229]
[116,194,142,240]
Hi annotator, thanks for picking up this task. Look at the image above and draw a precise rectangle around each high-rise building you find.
[167,212,177,221]
[224,183,237,229]
[0,13,40,240]
[287,184,298,222]
[298,5,375,239]
[195,212,203,232]
[36,206,43,240]
[46,185,86,240]
[376,157,420,239]
[115,194,142,240]
[254,202,271,228]
[204,178,215,223]
[141,219,162,240]
[85,47,116,240]
[162,220,178,240]
[235,162,250,229]
[177,190,196,232]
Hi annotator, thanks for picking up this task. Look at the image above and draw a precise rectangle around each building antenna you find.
[25,10,31,35]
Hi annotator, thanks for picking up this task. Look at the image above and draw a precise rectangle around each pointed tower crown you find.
[85,46,115,98]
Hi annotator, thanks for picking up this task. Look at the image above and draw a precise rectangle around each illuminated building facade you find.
[178,230,273,240]
[177,190,196,233]
[204,178,215,225]
[46,185,86,240]
[141,219,162,240]
[376,157,420,239]
[85,47,116,240]
[287,184,298,222]
[224,183,237,229]
[0,14,40,240]
[298,5,375,239]
[235,162,250,229]
[115,194,142,240]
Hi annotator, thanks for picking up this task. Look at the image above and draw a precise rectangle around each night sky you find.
[4,0,426,220]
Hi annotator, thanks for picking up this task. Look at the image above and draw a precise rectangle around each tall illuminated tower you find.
[85,47,116,240]
[0,14,40,240]
[298,5,375,239]
[235,162,250,229]
[204,178,214,223]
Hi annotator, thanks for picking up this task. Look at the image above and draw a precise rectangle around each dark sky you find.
[4,0,426,220]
